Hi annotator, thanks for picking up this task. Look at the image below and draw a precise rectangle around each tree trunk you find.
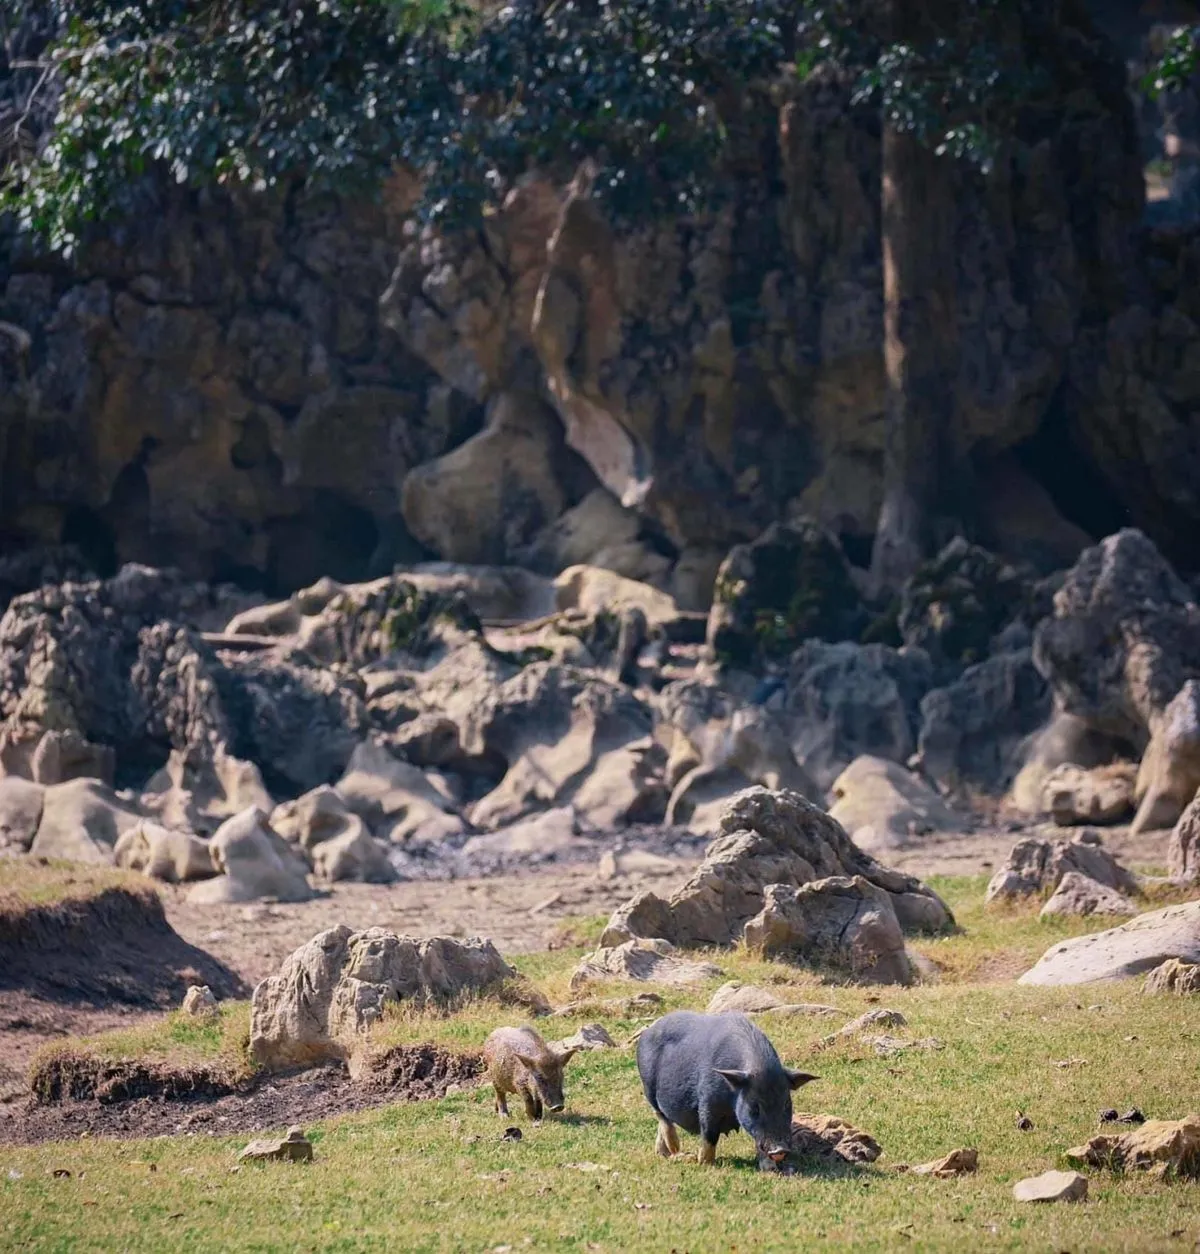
[869,4,961,594]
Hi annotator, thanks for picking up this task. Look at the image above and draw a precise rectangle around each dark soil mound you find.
[29,1051,237,1105]
[0,882,246,1007]
[362,1043,483,1099]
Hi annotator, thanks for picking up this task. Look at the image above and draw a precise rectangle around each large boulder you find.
[1168,792,1200,884]
[553,566,681,631]
[140,746,273,837]
[985,831,1138,905]
[462,662,658,830]
[917,650,1051,794]
[271,785,393,883]
[1018,900,1200,986]
[781,642,933,791]
[1040,762,1137,827]
[114,820,216,883]
[1132,679,1200,834]
[600,787,952,950]
[827,756,960,855]
[1038,871,1138,919]
[1032,530,1200,748]
[28,779,145,863]
[249,925,515,1070]
[1007,712,1122,815]
[0,776,45,853]
[742,877,915,985]
[187,807,314,904]
[570,938,723,990]
[334,739,464,844]
[705,519,865,666]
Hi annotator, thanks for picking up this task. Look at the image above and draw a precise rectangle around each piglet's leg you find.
[655,1118,681,1158]
[493,1086,510,1116]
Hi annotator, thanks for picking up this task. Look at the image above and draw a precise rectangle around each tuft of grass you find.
[0,858,155,911]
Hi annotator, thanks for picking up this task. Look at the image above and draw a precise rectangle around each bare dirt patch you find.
[2,1044,482,1147]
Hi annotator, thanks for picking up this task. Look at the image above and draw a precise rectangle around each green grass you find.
[0,858,155,910]
[3,878,1200,1252]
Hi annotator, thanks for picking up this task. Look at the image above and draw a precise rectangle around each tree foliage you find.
[1143,24,1200,97]
[2,0,1048,255]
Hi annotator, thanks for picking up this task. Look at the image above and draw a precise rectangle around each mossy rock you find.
[706,519,866,667]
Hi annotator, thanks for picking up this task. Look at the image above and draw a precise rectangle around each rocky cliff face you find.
[0,5,1198,602]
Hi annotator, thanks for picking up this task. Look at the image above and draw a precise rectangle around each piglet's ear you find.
[714,1068,750,1089]
[785,1068,819,1090]
[556,1047,579,1068]
[514,1053,541,1070]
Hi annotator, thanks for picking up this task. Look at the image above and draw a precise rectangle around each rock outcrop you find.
[1040,762,1137,827]
[1143,958,1200,995]
[827,756,960,855]
[985,832,1138,905]
[187,808,314,904]
[1168,792,1200,884]
[1039,871,1138,919]
[249,926,515,1070]
[600,787,952,953]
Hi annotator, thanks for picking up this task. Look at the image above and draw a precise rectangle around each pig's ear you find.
[555,1047,579,1068]
[785,1068,819,1090]
[714,1068,750,1089]
[514,1052,541,1070]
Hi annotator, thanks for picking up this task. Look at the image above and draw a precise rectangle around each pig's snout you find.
[766,1147,790,1164]
[548,1102,565,1113]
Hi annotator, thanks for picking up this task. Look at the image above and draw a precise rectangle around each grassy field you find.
[2,877,1198,1252]
[0,859,155,911]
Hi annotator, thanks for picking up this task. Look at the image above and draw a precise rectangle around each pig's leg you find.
[696,1139,718,1166]
[655,1118,681,1158]
[523,1089,543,1121]
[493,1085,509,1116]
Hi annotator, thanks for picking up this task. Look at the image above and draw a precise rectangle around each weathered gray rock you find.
[985,832,1138,904]
[28,779,145,863]
[1033,530,1200,748]
[1041,762,1137,827]
[705,518,865,667]
[1168,792,1200,884]
[1142,958,1200,995]
[27,729,115,787]
[1008,712,1122,816]
[1012,1170,1088,1203]
[1019,900,1200,986]
[114,820,216,883]
[1039,871,1138,919]
[1133,679,1200,834]
[600,787,952,950]
[917,650,1052,794]
[460,806,582,865]
[706,982,840,1018]
[181,986,219,1018]
[0,776,44,852]
[553,566,681,631]
[239,1126,313,1164]
[783,642,932,791]
[551,1023,616,1052]
[271,785,394,884]
[569,939,723,990]
[188,808,314,904]
[250,925,515,1070]
[743,878,914,985]
[828,756,959,855]
[140,747,273,837]
[1064,1116,1200,1177]
[335,739,464,845]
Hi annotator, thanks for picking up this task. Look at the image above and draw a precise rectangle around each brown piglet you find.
[483,1026,578,1120]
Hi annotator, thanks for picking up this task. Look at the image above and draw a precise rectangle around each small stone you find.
[180,986,219,1018]
[912,1148,978,1178]
[553,1023,616,1052]
[1012,1170,1088,1203]
[238,1126,312,1163]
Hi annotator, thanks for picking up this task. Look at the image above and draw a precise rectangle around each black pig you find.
[636,1010,817,1166]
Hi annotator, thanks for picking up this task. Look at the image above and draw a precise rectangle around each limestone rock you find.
[1133,679,1200,834]
[917,650,1051,794]
[705,982,840,1018]
[783,642,933,792]
[1168,792,1200,884]
[1041,762,1137,827]
[239,1126,313,1164]
[790,1114,882,1165]
[400,391,571,566]
[1008,712,1121,816]
[1032,530,1200,748]
[828,756,959,855]
[188,808,314,905]
[181,986,219,1018]
[140,747,273,838]
[28,729,115,787]
[29,779,145,863]
[569,939,723,990]
[250,925,515,1070]
[552,1023,616,1052]
[1039,872,1138,919]
[271,786,393,884]
[1018,900,1200,986]
[911,1148,978,1177]
[0,776,44,852]
[335,739,464,845]
[461,806,582,865]
[463,663,655,830]
[600,787,952,951]
[1065,1115,1200,1177]
[818,1008,908,1049]
[1012,1170,1088,1203]
[114,820,216,883]
[1142,959,1200,995]
[742,878,914,986]
[985,832,1138,905]
[553,565,680,631]
[705,518,865,667]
